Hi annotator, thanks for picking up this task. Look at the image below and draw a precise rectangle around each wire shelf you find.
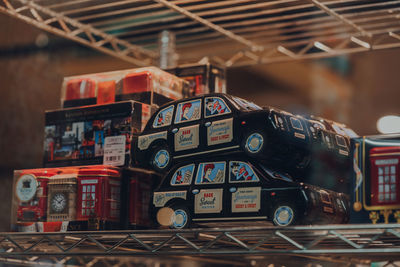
[2,0,400,67]
[1,224,400,266]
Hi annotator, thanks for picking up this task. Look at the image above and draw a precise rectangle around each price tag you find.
[103,135,126,166]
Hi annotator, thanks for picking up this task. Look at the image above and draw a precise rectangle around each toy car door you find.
[227,161,263,218]
[202,96,235,149]
[172,98,202,155]
[190,161,227,221]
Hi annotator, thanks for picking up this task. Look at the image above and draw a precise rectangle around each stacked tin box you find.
[11,66,207,232]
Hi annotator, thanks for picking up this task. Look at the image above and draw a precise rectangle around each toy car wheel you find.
[242,131,266,156]
[150,145,172,173]
[170,205,191,229]
[272,204,297,226]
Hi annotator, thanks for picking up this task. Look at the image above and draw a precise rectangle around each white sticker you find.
[17,223,36,232]
[103,135,126,166]
[194,189,223,214]
[231,187,261,213]
[60,221,69,232]
[153,191,187,207]
[175,125,199,151]
[207,118,233,146]
[138,131,167,150]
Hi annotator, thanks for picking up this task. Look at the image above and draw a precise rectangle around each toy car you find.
[135,93,351,173]
[152,156,350,228]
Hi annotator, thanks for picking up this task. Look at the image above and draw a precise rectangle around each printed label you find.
[16,174,38,202]
[153,191,187,207]
[175,125,199,151]
[138,131,167,150]
[81,179,99,185]
[17,223,36,232]
[207,118,233,146]
[231,187,261,213]
[195,189,223,214]
[375,159,399,165]
[294,132,306,139]
[103,135,126,166]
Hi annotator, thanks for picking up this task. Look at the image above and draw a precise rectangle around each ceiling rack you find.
[2,0,400,67]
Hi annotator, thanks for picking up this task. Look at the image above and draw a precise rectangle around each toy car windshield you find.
[230,96,262,111]
[259,164,293,182]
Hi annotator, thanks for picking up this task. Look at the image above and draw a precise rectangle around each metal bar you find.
[175,233,200,251]
[43,235,67,253]
[0,0,156,66]
[249,233,275,251]
[224,233,249,250]
[152,0,263,51]
[329,230,362,249]
[304,231,329,249]
[310,0,372,37]
[199,233,225,251]
[105,235,130,252]
[64,237,88,252]
[4,235,24,251]
[128,233,154,252]
[91,0,297,28]
[275,231,305,250]
[152,234,176,252]
[118,0,400,42]
[86,235,108,251]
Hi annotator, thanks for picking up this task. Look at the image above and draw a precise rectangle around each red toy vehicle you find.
[15,169,60,222]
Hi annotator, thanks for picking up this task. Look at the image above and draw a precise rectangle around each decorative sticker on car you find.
[138,131,167,150]
[231,187,261,213]
[194,188,223,214]
[207,118,233,146]
[229,161,259,183]
[175,99,201,124]
[153,191,187,207]
[153,105,174,128]
[174,125,199,151]
[171,164,195,186]
[204,97,231,118]
[195,162,226,184]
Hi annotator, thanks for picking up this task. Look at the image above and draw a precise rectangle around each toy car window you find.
[229,161,259,183]
[204,97,231,118]
[153,105,174,128]
[259,164,293,182]
[273,114,287,131]
[174,99,202,124]
[320,190,332,204]
[195,162,226,184]
[170,164,195,186]
[231,96,262,111]
[335,135,347,148]
[290,117,303,131]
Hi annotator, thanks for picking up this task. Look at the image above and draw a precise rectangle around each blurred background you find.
[1,10,400,232]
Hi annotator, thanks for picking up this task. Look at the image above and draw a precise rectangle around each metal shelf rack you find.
[2,0,400,67]
[1,224,400,266]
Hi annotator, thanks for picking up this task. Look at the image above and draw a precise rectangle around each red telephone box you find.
[128,169,159,228]
[16,169,59,222]
[76,166,121,223]
[370,147,400,207]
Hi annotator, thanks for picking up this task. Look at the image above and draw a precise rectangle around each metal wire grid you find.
[2,0,400,66]
[0,224,400,265]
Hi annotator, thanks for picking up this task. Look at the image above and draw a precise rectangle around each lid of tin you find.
[15,174,38,202]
